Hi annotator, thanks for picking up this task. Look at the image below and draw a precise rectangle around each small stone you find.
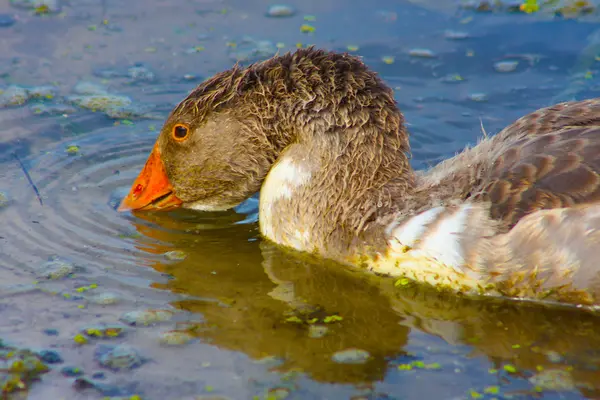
[91,371,106,379]
[28,85,57,99]
[266,4,296,17]
[468,93,488,102]
[408,48,436,58]
[43,328,59,336]
[0,85,29,106]
[127,65,155,82]
[38,350,63,364]
[331,348,371,364]
[30,103,77,115]
[308,325,328,338]
[228,36,277,63]
[0,192,9,208]
[34,258,76,280]
[120,309,174,326]
[545,350,564,363]
[159,330,194,346]
[87,292,121,305]
[94,344,145,371]
[529,369,575,391]
[0,14,16,27]
[73,81,108,95]
[61,366,84,377]
[9,0,61,13]
[444,30,469,40]
[164,250,187,261]
[267,387,290,399]
[494,60,519,73]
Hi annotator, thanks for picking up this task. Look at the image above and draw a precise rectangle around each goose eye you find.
[172,124,190,141]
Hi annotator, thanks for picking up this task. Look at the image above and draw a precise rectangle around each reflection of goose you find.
[120,47,600,306]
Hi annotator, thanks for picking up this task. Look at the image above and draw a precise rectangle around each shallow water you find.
[3,0,600,399]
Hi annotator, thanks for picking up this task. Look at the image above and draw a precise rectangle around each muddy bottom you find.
[2,0,600,399]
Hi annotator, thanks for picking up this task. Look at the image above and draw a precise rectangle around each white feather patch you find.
[389,204,472,271]
[392,206,445,247]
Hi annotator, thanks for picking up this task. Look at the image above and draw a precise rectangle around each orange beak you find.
[117,143,183,212]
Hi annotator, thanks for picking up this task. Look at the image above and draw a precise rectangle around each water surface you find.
[2,0,600,398]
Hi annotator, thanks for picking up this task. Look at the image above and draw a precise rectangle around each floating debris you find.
[80,324,127,339]
[120,309,174,326]
[94,344,146,372]
[30,103,77,115]
[267,387,291,399]
[494,60,519,73]
[9,0,61,14]
[331,348,371,364]
[382,56,395,65]
[409,48,436,58]
[65,144,80,155]
[300,24,315,33]
[266,4,296,18]
[0,341,49,396]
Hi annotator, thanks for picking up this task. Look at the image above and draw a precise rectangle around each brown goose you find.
[119,48,600,307]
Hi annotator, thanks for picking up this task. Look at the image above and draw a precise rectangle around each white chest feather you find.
[259,157,312,247]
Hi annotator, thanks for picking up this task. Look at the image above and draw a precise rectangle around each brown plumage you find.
[119,48,600,308]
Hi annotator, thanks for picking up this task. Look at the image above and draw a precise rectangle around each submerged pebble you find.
[164,250,187,261]
[0,192,10,208]
[408,48,436,58]
[33,258,77,280]
[38,350,63,364]
[60,365,84,377]
[120,309,174,326]
[73,81,108,95]
[81,324,127,339]
[94,344,146,371]
[28,85,57,99]
[267,387,291,399]
[266,4,296,17]
[0,85,29,107]
[444,30,469,40]
[159,330,195,346]
[494,60,519,73]
[9,0,61,13]
[0,343,49,396]
[468,93,488,102]
[87,292,121,305]
[529,369,575,391]
[228,36,277,63]
[308,325,328,338]
[30,103,77,115]
[331,348,371,364]
[0,14,16,27]
[127,64,155,82]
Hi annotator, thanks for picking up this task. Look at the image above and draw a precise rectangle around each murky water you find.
[3,0,600,399]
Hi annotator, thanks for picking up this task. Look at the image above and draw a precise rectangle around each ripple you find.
[0,121,259,290]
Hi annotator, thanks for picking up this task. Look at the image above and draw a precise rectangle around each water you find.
[2,0,600,398]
